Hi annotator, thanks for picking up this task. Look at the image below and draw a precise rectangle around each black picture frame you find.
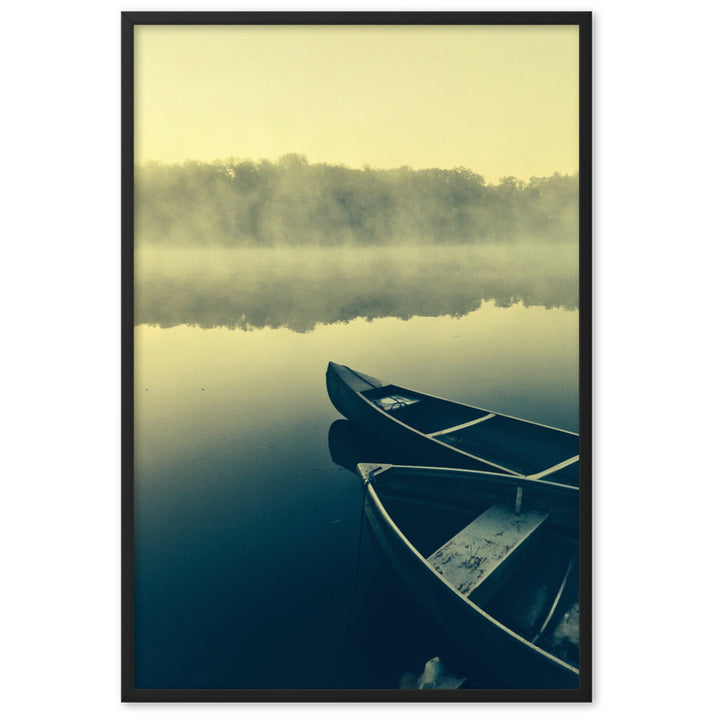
[122,10,592,702]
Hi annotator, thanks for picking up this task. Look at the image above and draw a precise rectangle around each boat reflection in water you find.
[327,418,418,472]
[327,419,580,690]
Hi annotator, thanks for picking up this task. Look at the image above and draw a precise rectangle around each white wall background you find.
[2,0,718,717]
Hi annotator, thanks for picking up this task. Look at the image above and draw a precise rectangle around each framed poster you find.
[122,11,591,702]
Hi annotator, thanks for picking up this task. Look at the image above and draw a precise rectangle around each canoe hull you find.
[362,473,580,690]
[326,362,513,473]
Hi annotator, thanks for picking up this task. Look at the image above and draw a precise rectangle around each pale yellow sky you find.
[135,24,578,182]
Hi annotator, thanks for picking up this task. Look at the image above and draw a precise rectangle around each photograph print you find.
[122,11,591,701]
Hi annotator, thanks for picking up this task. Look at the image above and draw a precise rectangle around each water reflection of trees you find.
[135,245,578,331]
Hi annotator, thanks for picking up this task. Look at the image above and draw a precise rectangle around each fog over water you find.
[135,243,577,331]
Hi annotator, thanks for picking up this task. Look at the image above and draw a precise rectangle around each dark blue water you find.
[133,246,578,689]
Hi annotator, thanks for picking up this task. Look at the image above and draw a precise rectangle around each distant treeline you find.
[136,155,578,246]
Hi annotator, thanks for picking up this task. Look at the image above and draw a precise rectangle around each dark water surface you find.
[133,245,578,689]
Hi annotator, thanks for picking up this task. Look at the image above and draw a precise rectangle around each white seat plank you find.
[427,504,548,602]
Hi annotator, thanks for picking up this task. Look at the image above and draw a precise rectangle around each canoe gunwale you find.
[371,380,579,439]
[328,366,525,477]
[358,463,580,500]
[364,479,580,684]
[357,394,524,476]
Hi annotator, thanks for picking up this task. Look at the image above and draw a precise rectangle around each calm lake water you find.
[133,244,578,689]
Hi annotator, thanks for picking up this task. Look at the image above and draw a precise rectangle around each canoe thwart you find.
[427,413,496,438]
[528,455,580,481]
[427,504,549,606]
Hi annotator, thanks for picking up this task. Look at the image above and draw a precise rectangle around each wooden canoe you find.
[356,462,580,689]
[326,362,579,485]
